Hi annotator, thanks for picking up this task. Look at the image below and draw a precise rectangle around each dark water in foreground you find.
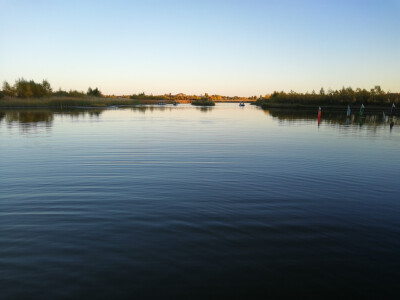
[1,104,399,298]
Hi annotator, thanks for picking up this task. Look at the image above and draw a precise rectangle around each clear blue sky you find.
[1,0,399,96]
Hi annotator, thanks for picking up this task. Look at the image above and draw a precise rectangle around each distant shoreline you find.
[0,96,396,114]
[1,79,397,110]
[0,96,259,109]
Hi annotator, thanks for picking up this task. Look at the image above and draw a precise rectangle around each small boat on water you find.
[173,101,178,106]
[239,102,245,107]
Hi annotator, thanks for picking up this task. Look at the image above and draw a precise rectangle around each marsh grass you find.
[0,97,162,108]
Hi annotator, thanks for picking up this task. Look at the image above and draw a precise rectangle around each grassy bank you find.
[0,96,164,108]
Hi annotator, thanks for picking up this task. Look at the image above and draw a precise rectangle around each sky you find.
[0,0,399,96]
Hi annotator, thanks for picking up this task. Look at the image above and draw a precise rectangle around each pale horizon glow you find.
[1,0,399,96]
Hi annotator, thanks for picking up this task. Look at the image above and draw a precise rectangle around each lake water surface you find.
[1,104,399,298]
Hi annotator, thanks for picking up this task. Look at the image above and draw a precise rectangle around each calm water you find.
[1,104,399,298]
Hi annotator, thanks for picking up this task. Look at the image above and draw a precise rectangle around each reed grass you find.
[0,97,157,108]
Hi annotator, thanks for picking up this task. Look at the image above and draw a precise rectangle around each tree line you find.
[1,79,103,99]
[256,86,399,107]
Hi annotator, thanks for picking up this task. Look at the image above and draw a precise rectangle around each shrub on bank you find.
[191,97,215,106]
[87,87,103,97]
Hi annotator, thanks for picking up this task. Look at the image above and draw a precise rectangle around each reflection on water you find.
[1,110,54,133]
[0,106,397,137]
[0,109,104,132]
[1,106,397,130]
[197,106,214,113]
[5,110,54,124]
[0,105,218,132]
[129,105,214,114]
[265,108,398,127]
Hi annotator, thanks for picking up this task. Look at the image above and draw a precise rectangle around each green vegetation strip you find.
[0,97,138,108]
